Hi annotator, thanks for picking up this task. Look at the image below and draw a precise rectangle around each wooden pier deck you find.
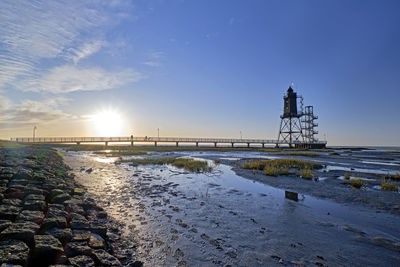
[13,136,327,148]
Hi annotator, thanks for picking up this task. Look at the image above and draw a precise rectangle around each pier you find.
[13,136,327,148]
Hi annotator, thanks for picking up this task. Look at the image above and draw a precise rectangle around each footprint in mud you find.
[225,250,237,258]
[174,248,184,258]
[170,228,178,234]
[177,260,188,267]
[209,239,223,250]
[218,205,224,209]
[189,228,198,233]
[169,206,180,212]
[200,233,209,240]
[165,214,173,219]
[200,202,205,206]
[229,211,237,216]
[155,240,164,246]
[176,219,188,228]
[250,218,257,224]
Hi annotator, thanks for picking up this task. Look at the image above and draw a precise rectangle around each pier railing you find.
[13,136,327,147]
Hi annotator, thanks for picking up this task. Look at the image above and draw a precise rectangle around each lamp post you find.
[33,126,37,140]
[240,131,242,140]
[157,128,160,140]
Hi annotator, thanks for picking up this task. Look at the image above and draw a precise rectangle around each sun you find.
[92,109,123,136]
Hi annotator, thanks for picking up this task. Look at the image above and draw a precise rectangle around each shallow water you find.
[63,150,400,266]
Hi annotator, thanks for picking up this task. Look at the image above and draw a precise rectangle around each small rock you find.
[0,204,22,220]
[72,188,85,196]
[65,242,91,257]
[24,194,45,201]
[0,219,12,232]
[16,210,45,224]
[12,170,31,180]
[68,255,95,267]
[88,233,105,249]
[51,193,71,204]
[92,249,122,266]
[72,230,91,242]
[31,235,64,265]
[0,221,40,244]
[23,199,47,211]
[41,216,67,232]
[70,213,90,230]
[49,189,64,200]
[0,239,29,266]
[45,228,72,245]
[2,199,23,206]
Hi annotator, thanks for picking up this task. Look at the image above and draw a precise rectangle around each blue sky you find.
[0,0,399,146]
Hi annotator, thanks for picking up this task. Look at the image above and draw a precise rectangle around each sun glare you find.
[92,109,123,136]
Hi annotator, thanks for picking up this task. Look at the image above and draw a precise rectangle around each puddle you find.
[362,160,400,167]
[325,165,398,175]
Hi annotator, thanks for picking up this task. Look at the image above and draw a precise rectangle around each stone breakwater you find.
[0,147,143,267]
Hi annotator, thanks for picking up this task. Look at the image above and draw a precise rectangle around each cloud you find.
[0,0,137,91]
[67,40,106,64]
[15,65,144,93]
[0,98,72,128]
[143,51,165,67]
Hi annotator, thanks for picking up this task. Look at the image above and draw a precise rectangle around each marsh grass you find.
[385,172,400,181]
[299,169,313,180]
[119,157,211,173]
[243,159,321,178]
[243,159,322,170]
[0,140,26,148]
[349,178,363,189]
[344,172,351,180]
[328,152,340,156]
[380,179,398,192]
[276,152,318,157]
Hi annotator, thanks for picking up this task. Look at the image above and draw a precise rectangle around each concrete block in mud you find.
[0,221,40,244]
[70,213,90,230]
[23,199,47,211]
[16,210,45,224]
[46,227,72,245]
[88,233,105,249]
[65,241,92,257]
[68,255,95,267]
[0,219,12,232]
[32,234,64,265]
[285,191,298,201]
[0,239,30,265]
[92,249,122,266]
[51,193,71,204]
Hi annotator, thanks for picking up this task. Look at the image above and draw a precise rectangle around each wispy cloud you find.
[0,97,72,128]
[143,51,165,67]
[0,0,138,93]
[67,40,106,65]
[15,65,144,94]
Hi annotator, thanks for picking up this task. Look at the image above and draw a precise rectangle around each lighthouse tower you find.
[277,86,304,147]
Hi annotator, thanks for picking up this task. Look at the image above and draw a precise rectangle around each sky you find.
[0,0,399,146]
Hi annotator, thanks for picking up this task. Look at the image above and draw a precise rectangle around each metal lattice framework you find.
[301,106,319,143]
[277,116,304,147]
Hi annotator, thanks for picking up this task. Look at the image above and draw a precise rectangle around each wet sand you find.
[63,148,400,266]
